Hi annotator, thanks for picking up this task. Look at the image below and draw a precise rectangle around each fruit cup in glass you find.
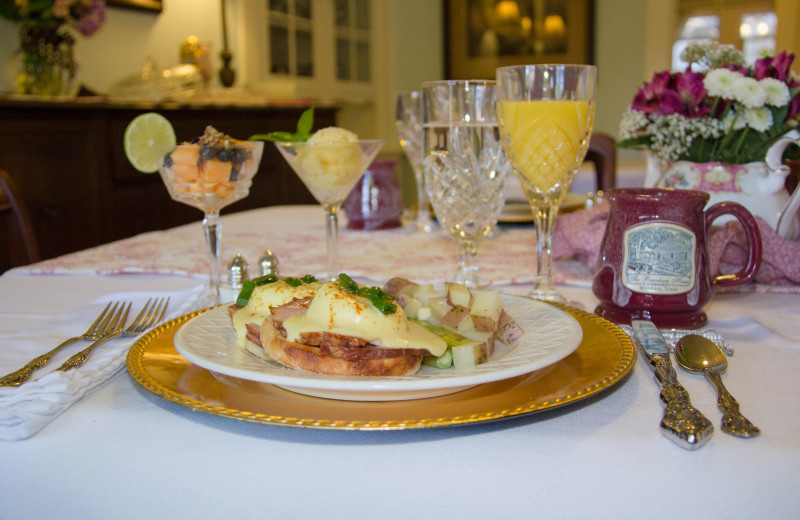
[159,137,264,305]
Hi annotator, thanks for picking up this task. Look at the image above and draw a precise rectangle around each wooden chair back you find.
[584,132,617,191]
[0,168,40,272]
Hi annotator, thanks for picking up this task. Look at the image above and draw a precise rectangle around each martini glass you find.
[159,139,264,305]
[496,64,596,303]
[396,91,434,232]
[276,139,383,281]
[422,80,511,286]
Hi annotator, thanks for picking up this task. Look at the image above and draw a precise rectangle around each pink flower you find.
[73,0,105,37]
[751,53,800,121]
[631,71,672,114]
[673,70,710,117]
[753,52,794,81]
[631,69,709,117]
[52,0,72,18]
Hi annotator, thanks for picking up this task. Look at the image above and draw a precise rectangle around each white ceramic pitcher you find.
[652,129,800,240]
[765,129,800,240]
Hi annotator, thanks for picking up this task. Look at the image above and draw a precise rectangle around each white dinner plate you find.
[174,294,583,401]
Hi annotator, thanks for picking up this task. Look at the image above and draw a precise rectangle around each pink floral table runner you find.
[17,205,798,293]
[17,206,593,287]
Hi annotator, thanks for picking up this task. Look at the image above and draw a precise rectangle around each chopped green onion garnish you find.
[235,274,278,306]
[337,273,397,315]
[236,280,255,307]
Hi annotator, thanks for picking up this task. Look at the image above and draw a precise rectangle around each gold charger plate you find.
[126,304,635,430]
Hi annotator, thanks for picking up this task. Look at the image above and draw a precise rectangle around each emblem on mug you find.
[622,223,696,294]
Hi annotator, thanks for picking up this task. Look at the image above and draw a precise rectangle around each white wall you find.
[1,0,651,161]
[1,0,226,93]
[594,0,648,164]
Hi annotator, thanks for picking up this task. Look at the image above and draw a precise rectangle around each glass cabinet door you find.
[334,0,371,82]
[268,0,314,77]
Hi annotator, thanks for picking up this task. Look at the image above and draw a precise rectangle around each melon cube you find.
[201,159,233,183]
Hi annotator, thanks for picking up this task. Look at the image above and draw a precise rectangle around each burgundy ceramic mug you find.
[593,188,762,329]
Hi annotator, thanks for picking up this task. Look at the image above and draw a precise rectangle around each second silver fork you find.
[0,301,130,387]
[58,297,169,372]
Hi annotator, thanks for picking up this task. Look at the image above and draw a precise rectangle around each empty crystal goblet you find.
[422,80,511,286]
[396,91,434,232]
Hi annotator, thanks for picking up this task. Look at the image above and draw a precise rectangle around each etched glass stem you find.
[412,163,434,232]
[323,202,340,282]
[202,211,222,305]
[530,201,559,301]
[455,238,479,286]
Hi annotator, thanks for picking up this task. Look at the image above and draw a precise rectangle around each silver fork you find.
[57,297,169,373]
[0,302,131,387]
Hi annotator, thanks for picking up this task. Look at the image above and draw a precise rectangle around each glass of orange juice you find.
[496,65,596,303]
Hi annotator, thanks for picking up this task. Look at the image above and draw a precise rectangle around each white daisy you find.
[733,76,767,108]
[721,108,746,131]
[744,106,773,132]
[704,68,741,98]
[760,77,791,107]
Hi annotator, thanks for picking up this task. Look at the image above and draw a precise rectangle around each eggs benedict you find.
[231,274,447,376]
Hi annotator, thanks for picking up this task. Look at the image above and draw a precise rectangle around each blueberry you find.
[199,145,216,163]
[230,166,240,181]
[232,148,248,166]
[163,153,174,167]
[216,148,233,162]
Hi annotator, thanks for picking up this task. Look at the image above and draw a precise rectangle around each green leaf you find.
[771,103,789,127]
[296,107,315,140]
[0,4,21,20]
[249,131,296,142]
[616,136,652,150]
[249,107,316,143]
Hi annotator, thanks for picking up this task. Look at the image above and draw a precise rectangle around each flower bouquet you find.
[618,41,799,164]
[1,0,106,96]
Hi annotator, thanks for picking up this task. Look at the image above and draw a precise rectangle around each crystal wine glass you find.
[396,91,434,232]
[159,138,264,306]
[422,80,511,286]
[275,139,383,281]
[496,64,596,302]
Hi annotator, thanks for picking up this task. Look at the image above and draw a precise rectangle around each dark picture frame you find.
[445,0,594,80]
[107,0,163,13]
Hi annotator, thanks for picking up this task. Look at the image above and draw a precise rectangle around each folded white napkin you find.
[0,285,204,441]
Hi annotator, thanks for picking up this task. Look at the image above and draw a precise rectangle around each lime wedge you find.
[124,113,177,173]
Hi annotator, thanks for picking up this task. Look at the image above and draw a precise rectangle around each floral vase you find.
[652,159,791,228]
[5,24,79,97]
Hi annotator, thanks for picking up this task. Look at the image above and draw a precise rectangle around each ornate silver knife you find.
[631,319,713,450]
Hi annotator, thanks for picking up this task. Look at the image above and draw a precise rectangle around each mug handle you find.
[705,202,762,287]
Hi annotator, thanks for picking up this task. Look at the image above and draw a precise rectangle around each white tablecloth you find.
[1,205,798,519]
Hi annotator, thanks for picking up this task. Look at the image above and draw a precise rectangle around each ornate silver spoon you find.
[675,334,761,438]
